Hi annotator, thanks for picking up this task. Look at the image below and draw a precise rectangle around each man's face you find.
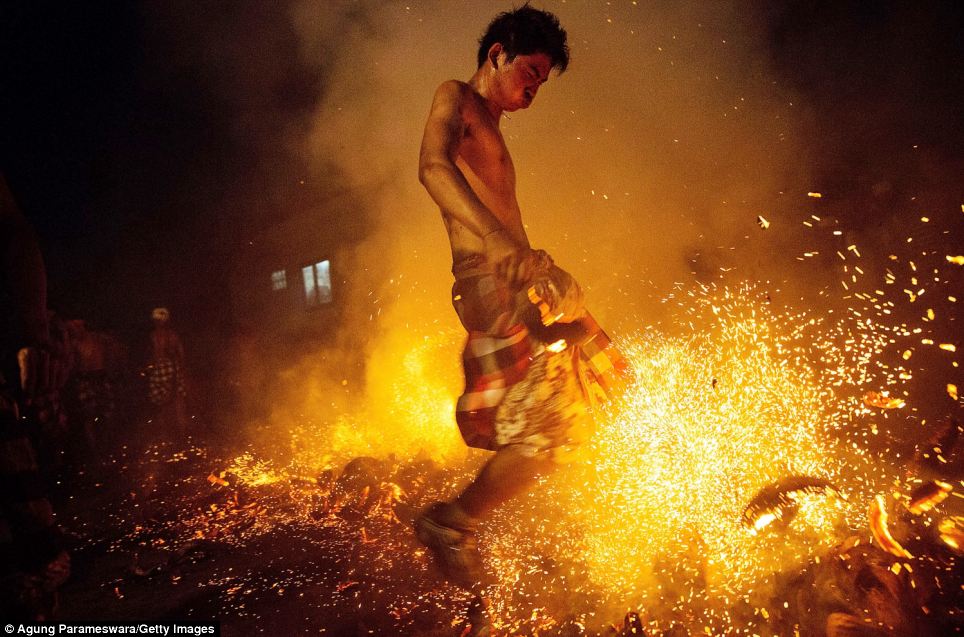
[495,51,553,111]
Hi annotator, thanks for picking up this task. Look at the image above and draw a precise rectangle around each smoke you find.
[248,0,833,467]
[286,0,874,333]
[131,0,473,461]
[132,1,961,459]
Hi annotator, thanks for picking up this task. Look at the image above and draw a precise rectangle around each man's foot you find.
[463,594,493,636]
[414,502,488,590]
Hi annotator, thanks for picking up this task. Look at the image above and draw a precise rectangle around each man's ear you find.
[487,42,503,68]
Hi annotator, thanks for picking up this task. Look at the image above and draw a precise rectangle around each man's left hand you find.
[18,345,51,403]
[495,249,538,289]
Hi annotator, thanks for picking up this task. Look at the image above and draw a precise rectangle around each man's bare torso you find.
[445,82,529,264]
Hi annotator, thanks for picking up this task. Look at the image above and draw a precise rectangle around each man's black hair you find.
[477,4,569,72]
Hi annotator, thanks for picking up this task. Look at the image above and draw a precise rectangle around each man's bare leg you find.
[444,444,555,527]
[415,444,556,589]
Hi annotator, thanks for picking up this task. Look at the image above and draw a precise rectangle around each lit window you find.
[271,270,287,291]
[302,260,332,306]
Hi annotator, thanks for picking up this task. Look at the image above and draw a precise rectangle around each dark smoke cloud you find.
[765,0,963,202]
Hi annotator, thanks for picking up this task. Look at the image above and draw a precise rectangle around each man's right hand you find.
[484,228,533,289]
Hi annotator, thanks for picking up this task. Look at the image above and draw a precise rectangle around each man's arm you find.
[1,174,50,399]
[418,81,520,267]
[1,175,48,346]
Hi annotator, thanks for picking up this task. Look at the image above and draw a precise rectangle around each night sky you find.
[3,1,963,407]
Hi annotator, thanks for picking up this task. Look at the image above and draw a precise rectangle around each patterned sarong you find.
[452,252,627,456]
[147,358,186,406]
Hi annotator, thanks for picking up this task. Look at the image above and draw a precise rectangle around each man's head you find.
[152,307,170,326]
[476,5,569,111]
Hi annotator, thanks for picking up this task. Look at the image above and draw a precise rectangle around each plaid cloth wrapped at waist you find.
[452,252,628,450]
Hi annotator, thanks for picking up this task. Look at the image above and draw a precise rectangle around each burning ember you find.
[868,494,914,559]
[906,480,953,515]
[741,476,843,534]
[937,517,964,553]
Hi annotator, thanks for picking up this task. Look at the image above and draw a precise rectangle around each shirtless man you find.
[415,6,588,594]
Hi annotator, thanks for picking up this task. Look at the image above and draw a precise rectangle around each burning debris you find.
[53,429,964,635]
[868,494,914,559]
[906,480,953,515]
[45,187,963,634]
[862,391,906,410]
[742,475,843,534]
[937,517,964,554]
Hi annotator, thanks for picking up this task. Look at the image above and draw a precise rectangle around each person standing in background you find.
[146,307,189,440]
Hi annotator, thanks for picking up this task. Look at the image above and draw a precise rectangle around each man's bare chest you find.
[458,119,515,188]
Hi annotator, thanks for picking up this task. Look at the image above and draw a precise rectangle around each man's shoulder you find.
[433,80,480,107]
[436,79,472,94]
[430,81,485,127]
